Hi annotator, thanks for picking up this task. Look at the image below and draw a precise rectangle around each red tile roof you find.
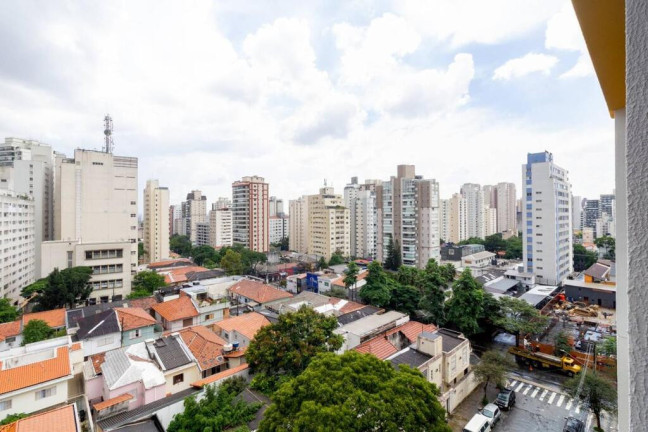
[148,258,194,269]
[228,279,293,304]
[0,320,21,342]
[354,337,400,360]
[0,346,71,395]
[332,270,368,288]
[70,343,82,352]
[327,297,366,315]
[354,321,437,360]
[151,296,198,322]
[0,404,78,432]
[214,312,270,340]
[160,266,209,284]
[115,307,157,330]
[127,296,159,312]
[191,363,249,388]
[93,393,133,411]
[178,326,227,371]
[22,308,66,329]
[386,321,437,343]
[91,353,106,374]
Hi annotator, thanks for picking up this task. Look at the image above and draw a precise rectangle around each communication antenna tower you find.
[103,114,114,153]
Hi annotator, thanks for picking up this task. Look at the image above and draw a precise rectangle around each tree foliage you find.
[574,244,599,272]
[192,245,220,266]
[343,262,360,301]
[384,237,402,271]
[259,351,450,432]
[494,296,549,346]
[0,299,18,324]
[554,331,572,356]
[170,234,193,256]
[317,257,328,271]
[483,234,505,253]
[29,267,93,311]
[565,372,617,430]
[128,271,166,299]
[473,350,515,399]
[444,269,484,337]
[458,237,486,246]
[247,306,343,393]
[601,336,616,357]
[0,413,28,426]
[22,319,54,345]
[221,250,245,276]
[504,236,523,259]
[328,250,345,266]
[359,262,392,308]
[594,236,615,260]
[167,378,261,432]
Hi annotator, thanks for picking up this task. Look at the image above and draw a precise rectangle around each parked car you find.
[563,417,585,432]
[463,413,492,432]
[480,403,501,426]
[495,388,516,410]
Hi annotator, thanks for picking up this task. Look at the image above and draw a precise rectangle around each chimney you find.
[416,332,442,357]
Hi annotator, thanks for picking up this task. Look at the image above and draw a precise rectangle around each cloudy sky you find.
[0,0,614,209]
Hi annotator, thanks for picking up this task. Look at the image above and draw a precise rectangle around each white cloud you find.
[493,53,559,80]
[544,2,594,78]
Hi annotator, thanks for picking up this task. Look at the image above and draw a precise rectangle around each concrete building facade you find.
[496,182,517,234]
[182,190,207,244]
[345,178,379,260]
[209,201,233,248]
[288,196,308,254]
[460,183,485,239]
[0,190,35,300]
[307,187,350,260]
[269,196,284,217]
[170,205,182,237]
[143,180,170,264]
[232,176,269,253]
[521,151,573,285]
[442,193,467,244]
[269,216,289,244]
[572,196,583,232]
[484,207,498,236]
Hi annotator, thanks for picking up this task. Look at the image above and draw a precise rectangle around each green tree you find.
[128,270,166,299]
[594,236,615,260]
[504,236,523,259]
[22,319,54,345]
[20,278,48,299]
[167,378,261,432]
[0,413,28,425]
[458,237,486,246]
[472,350,515,401]
[483,234,506,253]
[384,238,402,270]
[444,269,484,337]
[601,336,617,356]
[389,283,421,316]
[343,262,360,301]
[0,299,18,324]
[328,250,345,266]
[317,256,328,270]
[565,372,617,430]
[247,306,343,393]
[138,242,146,261]
[221,250,245,276]
[494,296,550,347]
[32,267,93,311]
[418,281,446,325]
[574,244,598,272]
[359,262,392,308]
[323,287,348,299]
[439,264,457,284]
[259,351,450,432]
[191,245,219,266]
[170,234,193,256]
[395,266,423,287]
[554,331,572,356]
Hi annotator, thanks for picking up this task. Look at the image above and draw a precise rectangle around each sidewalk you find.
[447,383,499,432]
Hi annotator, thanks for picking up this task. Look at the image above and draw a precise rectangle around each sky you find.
[0,0,615,210]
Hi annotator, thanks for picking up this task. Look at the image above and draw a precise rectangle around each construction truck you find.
[509,346,582,377]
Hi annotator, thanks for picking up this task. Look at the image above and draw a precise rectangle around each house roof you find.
[191,363,249,388]
[389,348,432,369]
[127,297,159,312]
[215,312,270,340]
[354,321,436,360]
[228,279,293,304]
[115,308,157,331]
[337,311,408,337]
[354,337,399,360]
[337,305,382,325]
[66,301,128,328]
[22,308,66,329]
[386,321,437,343]
[91,353,106,374]
[150,336,192,371]
[151,296,198,322]
[0,346,71,395]
[331,270,368,288]
[102,343,166,390]
[0,404,78,432]
[93,393,134,411]
[178,326,227,371]
[584,262,611,280]
[0,320,21,342]
[463,251,496,261]
[147,258,194,270]
[433,328,467,353]
[160,266,209,284]
[75,309,120,339]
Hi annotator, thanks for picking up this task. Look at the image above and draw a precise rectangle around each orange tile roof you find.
[332,270,368,288]
[191,363,249,388]
[386,321,437,343]
[178,326,227,371]
[0,320,21,342]
[22,308,66,329]
[127,296,159,312]
[354,337,399,360]
[91,353,106,374]
[93,393,133,411]
[327,297,365,315]
[228,279,293,304]
[224,347,247,358]
[115,307,157,330]
[0,404,78,432]
[148,258,194,269]
[161,266,209,284]
[214,312,270,340]
[151,296,198,322]
[70,343,82,351]
[0,346,71,395]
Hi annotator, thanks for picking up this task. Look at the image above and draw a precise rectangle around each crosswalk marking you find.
[565,399,573,410]
[531,388,540,398]
[575,403,581,414]
[523,385,532,395]
[508,380,518,388]
[556,395,565,407]
[547,392,556,404]
[539,389,548,401]
[516,382,525,392]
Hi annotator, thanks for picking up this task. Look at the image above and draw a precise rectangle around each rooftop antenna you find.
[103,114,114,153]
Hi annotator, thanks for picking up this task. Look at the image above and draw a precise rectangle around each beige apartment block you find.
[232,176,269,253]
[288,196,309,254]
[307,187,350,261]
[143,179,170,264]
[182,190,207,244]
[209,200,233,248]
[496,182,517,234]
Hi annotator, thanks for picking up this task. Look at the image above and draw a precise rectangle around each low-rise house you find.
[151,295,199,331]
[0,339,84,417]
[0,321,22,352]
[180,286,230,327]
[335,311,410,352]
[144,335,202,395]
[387,328,478,413]
[212,312,270,348]
[504,266,536,289]
[440,244,485,262]
[177,326,228,379]
[267,291,366,318]
[227,279,293,310]
[115,308,159,346]
[286,273,307,294]
[461,251,496,269]
[22,308,66,331]
[354,321,437,360]
[330,270,368,297]
[0,404,81,432]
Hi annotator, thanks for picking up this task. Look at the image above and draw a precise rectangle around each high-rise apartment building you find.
[232,176,269,253]
[496,182,517,235]
[169,205,182,236]
[0,190,35,300]
[442,193,467,244]
[571,196,583,232]
[182,190,207,244]
[583,199,600,229]
[307,187,350,260]
[289,197,309,254]
[460,183,485,239]
[482,185,497,209]
[600,193,615,218]
[209,199,233,248]
[43,149,138,302]
[269,196,284,217]
[345,178,379,259]
[196,222,210,247]
[376,165,440,268]
[0,138,54,278]
[484,207,498,236]
[143,179,170,264]
[269,216,289,244]
[522,151,573,285]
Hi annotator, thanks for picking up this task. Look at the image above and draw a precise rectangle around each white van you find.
[462,413,492,432]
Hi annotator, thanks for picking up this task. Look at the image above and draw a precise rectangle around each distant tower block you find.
[103,114,114,153]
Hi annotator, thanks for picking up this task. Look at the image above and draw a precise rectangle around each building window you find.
[67,251,73,268]
[129,329,141,339]
[0,400,11,411]
[173,373,184,385]
[35,386,56,400]
[204,314,214,321]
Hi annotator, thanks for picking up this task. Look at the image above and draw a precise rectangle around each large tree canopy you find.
[0,299,18,324]
[22,319,54,345]
[565,372,617,431]
[494,296,549,346]
[128,270,166,299]
[27,267,93,311]
[259,351,451,432]
[444,268,484,337]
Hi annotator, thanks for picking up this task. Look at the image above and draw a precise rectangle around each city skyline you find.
[0,0,614,204]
